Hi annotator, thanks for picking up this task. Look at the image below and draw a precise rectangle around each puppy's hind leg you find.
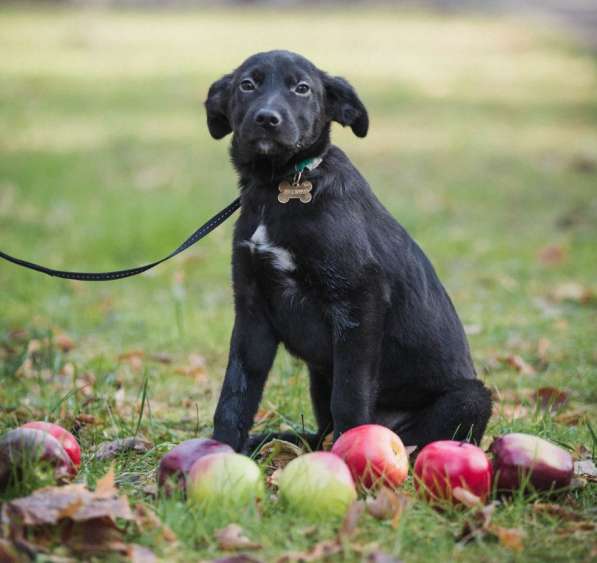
[395,379,492,451]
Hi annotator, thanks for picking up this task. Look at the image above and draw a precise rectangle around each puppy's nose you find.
[255,109,282,128]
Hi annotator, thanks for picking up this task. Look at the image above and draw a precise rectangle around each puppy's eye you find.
[240,79,256,92]
[294,82,311,95]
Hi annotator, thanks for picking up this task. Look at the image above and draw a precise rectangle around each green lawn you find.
[0,6,595,562]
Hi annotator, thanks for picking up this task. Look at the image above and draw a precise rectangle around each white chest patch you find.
[242,224,296,272]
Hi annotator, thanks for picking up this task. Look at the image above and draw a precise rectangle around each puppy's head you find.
[205,50,368,167]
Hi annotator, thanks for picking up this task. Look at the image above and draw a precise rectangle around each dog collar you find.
[278,155,324,204]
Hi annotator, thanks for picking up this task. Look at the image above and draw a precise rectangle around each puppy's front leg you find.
[212,313,278,452]
[331,271,388,439]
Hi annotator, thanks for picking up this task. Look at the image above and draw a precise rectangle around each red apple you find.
[278,452,357,518]
[414,440,492,504]
[158,438,234,495]
[331,424,409,489]
[0,428,76,488]
[490,433,573,492]
[21,421,81,468]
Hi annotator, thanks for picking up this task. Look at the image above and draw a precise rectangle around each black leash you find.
[0,198,240,281]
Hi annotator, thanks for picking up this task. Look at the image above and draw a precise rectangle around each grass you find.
[0,5,596,562]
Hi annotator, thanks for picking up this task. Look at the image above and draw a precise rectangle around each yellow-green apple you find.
[186,452,264,509]
[278,452,357,518]
[158,438,233,494]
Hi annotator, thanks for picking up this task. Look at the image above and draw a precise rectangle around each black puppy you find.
[205,50,492,453]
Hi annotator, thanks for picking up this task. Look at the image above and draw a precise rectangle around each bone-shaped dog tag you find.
[278,180,313,204]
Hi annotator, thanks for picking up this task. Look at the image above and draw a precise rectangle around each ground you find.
[0,5,595,562]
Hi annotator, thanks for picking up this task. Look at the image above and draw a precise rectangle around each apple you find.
[414,440,492,504]
[21,421,81,468]
[0,428,76,488]
[186,452,264,509]
[158,438,233,495]
[331,424,409,489]
[490,433,573,492]
[278,452,357,518]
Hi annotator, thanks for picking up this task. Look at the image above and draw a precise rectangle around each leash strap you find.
[0,197,241,281]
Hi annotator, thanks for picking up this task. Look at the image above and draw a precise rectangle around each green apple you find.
[278,452,357,518]
[186,452,264,509]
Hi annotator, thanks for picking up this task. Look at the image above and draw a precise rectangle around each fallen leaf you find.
[574,459,597,480]
[502,355,536,375]
[175,353,208,382]
[95,464,117,497]
[212,557,264,563]
[533,387,569,412]
[536,338,551,362]
[215,524,261,551]
[134,504,177,543]
[366,552,404,563]
[537,245,566,266]
[456,502,497,544]
[94,438,153,461]
[277,539,341,562]
[257,439,304,474]
[490,525,524,551]
[550,282,592,304]
[533,502,585,521]
[339,501,365,538]
[54,333,75,353]
[366,488,410,524]
[0,539,21,563]
[452,487,482,508]
[128,543,157,563]
[554,408,590,426]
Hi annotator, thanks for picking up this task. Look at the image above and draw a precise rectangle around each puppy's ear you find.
[323,74,369,138]
[205,73,233,139]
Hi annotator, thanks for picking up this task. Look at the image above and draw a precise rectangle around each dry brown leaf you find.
[533,387,569,411]
[554,408,590,426]
[175,353,208,382]
[54,333,75,353]
[533,503,585,521]
[95,464,117,497]
[128,543,157,563]
[0,538,21,563]
[456,502,497,543]
[550,282,592,304]
[574,459,597,479]
[339,501,365,538]
[277,539,341,562]
[452,487,482,508]
[366,488,410,525]
[489,525,524,551]
[2,482,133,529]
[94,437,153,461]
[503,355,536,375]
[215,524,261,551]
[536,338,551,362]
[366,552,404,563]
[537,245,566,266]
[257,439,304,473]
[134,504,177,543]
[212,557,264,563]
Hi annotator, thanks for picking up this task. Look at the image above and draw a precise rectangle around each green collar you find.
[294,156,323,174]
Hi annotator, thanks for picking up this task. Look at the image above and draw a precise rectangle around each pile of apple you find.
[1,419,574,516]
[156,424,575,516]
[0,421,81,487]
